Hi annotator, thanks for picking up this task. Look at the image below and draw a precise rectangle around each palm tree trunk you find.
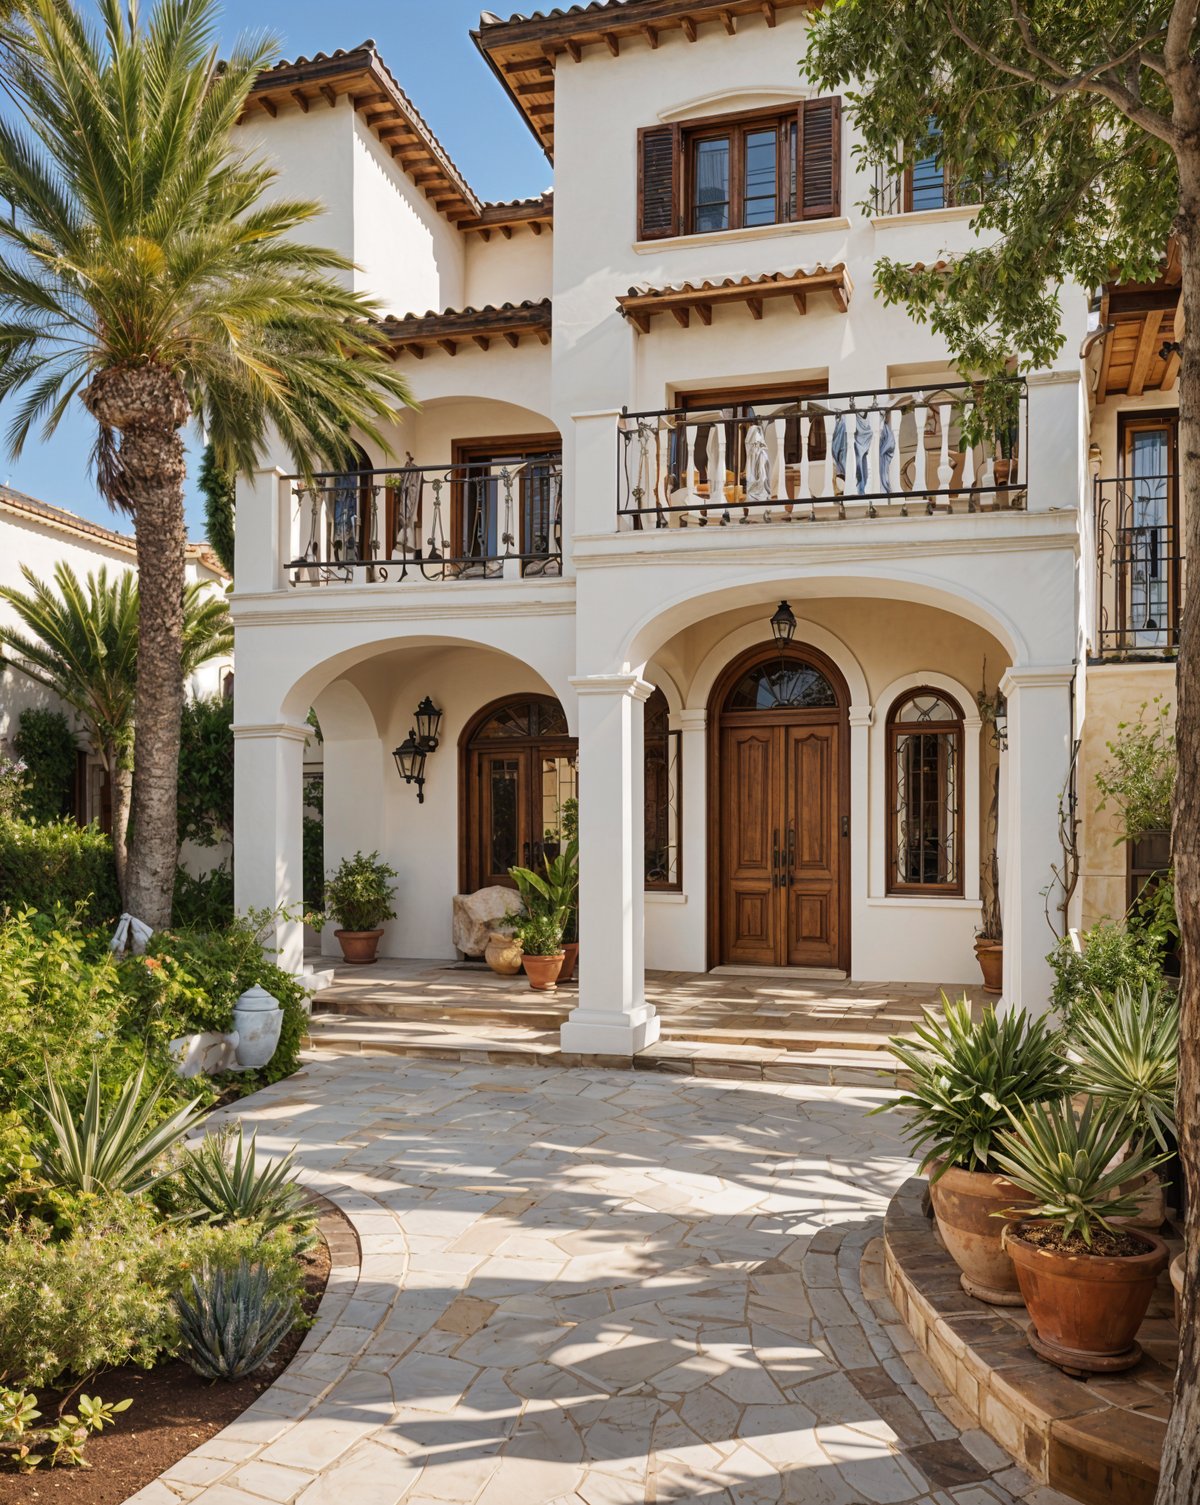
[107,742,131,904]
[84,365,190,930]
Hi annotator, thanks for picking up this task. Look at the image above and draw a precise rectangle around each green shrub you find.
[153,1220,309,1314]
[173,1258,296,1380]
[179,1125,316,1241]
[172,863,234,928]
[0,1387,131,1472]
[0,817,119,926]
[12,709,76,824]
[177,695,233,849]
[318,850,398,932]
[1048,919,1168,1029]
[0,1203,175,1388]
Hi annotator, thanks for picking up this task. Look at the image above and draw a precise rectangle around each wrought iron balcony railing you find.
[1094,474,1183,657]
[617,380,1027,530]
[285,455,562,585]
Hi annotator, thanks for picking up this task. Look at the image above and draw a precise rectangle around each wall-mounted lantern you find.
[770,600,797,649]
[392,698,443,803]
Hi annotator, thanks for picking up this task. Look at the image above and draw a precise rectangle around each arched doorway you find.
[460,694,578,891]
[709,642,850,970]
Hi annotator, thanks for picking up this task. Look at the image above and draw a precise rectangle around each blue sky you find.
[1,0,548,537]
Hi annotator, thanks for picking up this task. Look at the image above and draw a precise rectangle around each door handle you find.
[841,815,849,838]
[772,827,781,888]
[786,827,796,884]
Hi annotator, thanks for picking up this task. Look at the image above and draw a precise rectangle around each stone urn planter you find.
[232,985,283,1070]
[484,931,523,976]
[335,928,385,965]
[973,938,1003,993]
[1004,1221,1168,1374]
[522,952,565,991]
[928,1162,1035,1304]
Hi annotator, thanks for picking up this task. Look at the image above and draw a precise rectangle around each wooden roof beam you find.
[720,7,737,32]
[671,306,690,328]
[1162,345,1181,390]
[695,303,712,325]
[258,95,277,118]
[290,89,309,113]
[473,335,491,351]
[762,1,777,24]
[627,310,651,334]
[1128,309,1164,396]
[603,31,620,55]
[642,24,660,48]
[320,84,338,108]
[681,15,698,40]
[747,296,764,320]
[503,331,521,347]
[535,327,551,345]
[564,38,582,62]
[792,291,807,314]
[438,339,458,357]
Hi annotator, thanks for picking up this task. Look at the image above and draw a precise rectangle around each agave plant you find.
[181,1126,316,1239]
[36,1060,204,1195]
[992,1097,1168,1245]
[173,1259,296,1380]
[1069,983,1178,1152]
[877,995,1067,1179]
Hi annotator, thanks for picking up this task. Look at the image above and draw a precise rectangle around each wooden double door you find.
[718,714,847,969]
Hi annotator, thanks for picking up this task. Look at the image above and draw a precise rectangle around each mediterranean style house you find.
[229,0,1181,1053]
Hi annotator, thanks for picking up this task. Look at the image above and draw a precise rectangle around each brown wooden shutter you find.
[798,96,841,220]
[637,124,680,240]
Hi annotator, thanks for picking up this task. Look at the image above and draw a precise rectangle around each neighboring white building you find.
[0,485,232,827]
[230,3,1179,1052]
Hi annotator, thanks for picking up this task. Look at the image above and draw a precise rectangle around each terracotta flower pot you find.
[973,938,1003,993]
[928,1162,1034,1305]
[558,942,579,983]
[484,931,523,976]
[1110,1169,1167,1231]
[1004,1220,1168,1374]
[335,928,384,965]
[522,952,565,991]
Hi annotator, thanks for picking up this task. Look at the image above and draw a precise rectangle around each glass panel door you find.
[1122,421,1177,649]
[478,751,528,887]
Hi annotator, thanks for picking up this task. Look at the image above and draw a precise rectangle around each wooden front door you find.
[714,646,848,970]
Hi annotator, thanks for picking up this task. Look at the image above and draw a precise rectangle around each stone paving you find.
[130,1058,1074,1505]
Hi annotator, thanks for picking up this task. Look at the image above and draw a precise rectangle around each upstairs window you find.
[638,98,841,241]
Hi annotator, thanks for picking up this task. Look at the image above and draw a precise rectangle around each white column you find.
[234,466,289,594]
[560,674,661,1056]
[998,668,1074,1013]
[1023,370,1083,514]
[233,721,307,975]
[848,705,872,975]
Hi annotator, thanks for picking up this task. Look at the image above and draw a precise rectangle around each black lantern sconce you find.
[392,697,443,804]
[770,600,797,649]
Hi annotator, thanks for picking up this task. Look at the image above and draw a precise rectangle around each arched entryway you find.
[708,642,850,971]
[460,694,578,891]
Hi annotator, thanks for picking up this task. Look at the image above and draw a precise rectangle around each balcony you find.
[1094,474,1183,657]
[616,380,1027,530]
[285,454,562,586]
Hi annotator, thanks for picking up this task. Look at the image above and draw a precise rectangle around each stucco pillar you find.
[1023,371,1083,514]
[234,466,289,595]
[232,721,307,974]
[560,673,661,1056]
[998,667,1075,1013]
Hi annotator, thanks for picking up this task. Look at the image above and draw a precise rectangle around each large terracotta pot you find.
[1005,1220,1168,1374]
[522,952,565,991]
[558,942,579,984]
[484,931,523,976]
[973,939,1003,993]
[929,1162,1034,1304]
[335,928,384,965]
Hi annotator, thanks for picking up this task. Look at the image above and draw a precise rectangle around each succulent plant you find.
[1069,982,1178,1152]
[181,1125,316,1239]
[173,1258,296,1380]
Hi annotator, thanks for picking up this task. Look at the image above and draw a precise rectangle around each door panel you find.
[720,727,779,965]
[785,724,840,967]
[476,750,528,888]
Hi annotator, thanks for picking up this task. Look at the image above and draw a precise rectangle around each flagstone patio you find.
[130,1057,1071,1505]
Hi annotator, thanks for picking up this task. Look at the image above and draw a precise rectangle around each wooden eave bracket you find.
[617,267,853,330]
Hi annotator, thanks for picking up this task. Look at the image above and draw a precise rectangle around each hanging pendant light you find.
[770,600,797,647]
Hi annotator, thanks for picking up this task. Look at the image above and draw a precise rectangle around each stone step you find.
[302,1015,901,1086]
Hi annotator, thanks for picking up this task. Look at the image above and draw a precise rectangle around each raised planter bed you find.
[884,1175,1179,1505]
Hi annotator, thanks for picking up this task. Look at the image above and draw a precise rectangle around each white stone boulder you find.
[452,886,523,957]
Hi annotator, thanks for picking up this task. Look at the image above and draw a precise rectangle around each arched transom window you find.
[887,689,963,895]
[725,658,839,712]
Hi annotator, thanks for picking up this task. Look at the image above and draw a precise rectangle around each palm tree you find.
[0,0,412,925]
[0,560,233,899]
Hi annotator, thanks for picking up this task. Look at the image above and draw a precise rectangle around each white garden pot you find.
[232,984,283,1070]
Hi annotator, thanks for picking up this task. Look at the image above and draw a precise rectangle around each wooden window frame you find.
[1116,410,1181,648]
[886,689,965,898]
[644,687,682,893]
[449,432,561,561]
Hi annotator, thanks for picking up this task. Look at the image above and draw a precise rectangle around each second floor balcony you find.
[285,451,563,587]
[616,380,1028,531]
[1094,472,1184,658]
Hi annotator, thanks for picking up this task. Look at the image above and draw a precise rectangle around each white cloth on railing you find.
[109,913,153,956]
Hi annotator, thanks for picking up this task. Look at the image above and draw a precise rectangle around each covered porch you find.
[304,956,986,1082]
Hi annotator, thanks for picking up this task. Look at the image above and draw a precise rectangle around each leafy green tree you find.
[198,443,236,578]
[0,0,412,926]
[177,694,233,850]
[803,5,1197,1494]
[0,562,232,899]
[12,706,76,822]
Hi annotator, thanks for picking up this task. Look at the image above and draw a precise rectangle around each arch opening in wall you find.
[707,641,850,972]
[886,688,965,897]
[459,693,577,892]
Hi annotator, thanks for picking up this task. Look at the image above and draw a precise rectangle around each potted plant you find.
[516,911,566,991]
[1069,982,1178,1229]
[879,997,1066,1303]
[994,1097,1169,1374]
[320,850,398,964]
[974,841,1003,993]
[510,835,579,982]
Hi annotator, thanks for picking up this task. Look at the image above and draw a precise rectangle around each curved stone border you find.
[883,1175,1175,1505]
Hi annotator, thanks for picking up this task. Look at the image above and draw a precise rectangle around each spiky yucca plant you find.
[173,1259,295,1380]
[36,1059,203,1195]
[1069,983,1179,1153]
[993,1097,1168,1245]
[877,995,1067,1179]
[181,1126,315,1240]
